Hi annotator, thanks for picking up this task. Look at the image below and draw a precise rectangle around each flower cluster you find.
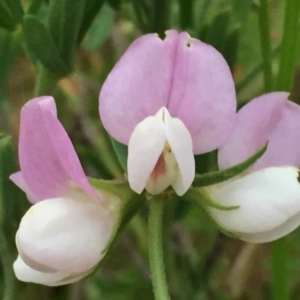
[11,30,300,286]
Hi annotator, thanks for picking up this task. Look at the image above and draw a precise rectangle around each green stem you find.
[276,0,300,90]
[149,197,171,300]
[258,0,273,91]
[271,238,288,300]
[271,1,300,300]
[0,226,15,300]
[34,65,60,96]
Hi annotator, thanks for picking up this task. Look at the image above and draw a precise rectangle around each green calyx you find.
[193,144,267,187]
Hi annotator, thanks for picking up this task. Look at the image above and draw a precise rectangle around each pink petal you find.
[167,32,236,154]
[19,97,97,201]
[218,92,288,169]
[99,31,236,153]
[254,101,300,170]
[9,172,39,203]
[99,30,179,144]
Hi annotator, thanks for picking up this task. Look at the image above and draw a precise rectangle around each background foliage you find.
[0,0,300,299]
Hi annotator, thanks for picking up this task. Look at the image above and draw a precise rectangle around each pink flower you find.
[99,30,236,195]
[206,93,300,243]
[11,97,117,286]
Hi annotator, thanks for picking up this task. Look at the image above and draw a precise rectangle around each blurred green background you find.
[0,0,300,299]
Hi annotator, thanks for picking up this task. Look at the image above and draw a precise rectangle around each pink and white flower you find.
[99,30,236,196]
[206,93,300,243]
[11,97,117,286]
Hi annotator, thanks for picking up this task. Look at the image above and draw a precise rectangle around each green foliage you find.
[60,0,85,68]
[0,3,17,31]
[4,0,24,22]
[22,15,69,75]
[110,138,128,173]
[83,4,115,52]
[78,0,106,44]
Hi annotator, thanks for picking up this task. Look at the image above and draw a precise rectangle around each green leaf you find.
[107,0,122,10]
[60,0,85,68]
[223,27,240,70]
[83,3,115,52]
[0,136,28,235]
[47,0,63,48]
[4,0,24,22]
[0,3,17,30]
[78,0,106,44]
[27,0,43,15]
[231,0,252,28]
[22,15,69,75]
[0,33,17,88]
[193,144,267,187]
[204,10,230,51]
[110,137,128,173]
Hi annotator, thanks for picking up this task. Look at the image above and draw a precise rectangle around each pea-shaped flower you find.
[99,30,236,196]
[206,92,300,243]
[10,97,117,286]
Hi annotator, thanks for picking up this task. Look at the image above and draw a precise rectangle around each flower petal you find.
[167,32,236,154]
[218,92,287,169]
[14,256,93,286]
[206,167,300,240]
[19,97,97,201]
[240,211,300,243]
[127,109,166,194]
[14,255,69,286]
[254,101,300,170]
[164,109,195,195]
[99,30,179,144]
[9,172,39,203]
[100,30,236,153]
[17,197,114,273]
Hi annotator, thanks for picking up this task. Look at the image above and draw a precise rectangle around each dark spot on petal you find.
[158,31,167,40]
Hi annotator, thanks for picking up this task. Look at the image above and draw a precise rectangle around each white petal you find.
[240,211,300,243]
[14,255,93,286]
[14,255,69,286]
[206,167,300,237]
[164,108,195,196]
[17,197,115,273]
[128,109,166,193]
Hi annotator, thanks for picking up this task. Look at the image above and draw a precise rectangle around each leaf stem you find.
[271,238,288,300]
[148,197,171,300]
[276,0,300,91]
[258,0,273,91]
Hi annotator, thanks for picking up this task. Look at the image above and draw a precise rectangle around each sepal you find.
[193,144,267,187]
[183,187,239,211]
